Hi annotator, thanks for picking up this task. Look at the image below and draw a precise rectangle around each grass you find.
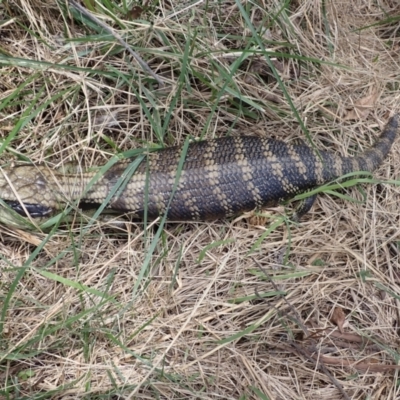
[1,0,400,399]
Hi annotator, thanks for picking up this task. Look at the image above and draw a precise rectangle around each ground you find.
[1,1,400,399]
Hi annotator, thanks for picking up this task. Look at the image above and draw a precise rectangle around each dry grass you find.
[1,1,400,399]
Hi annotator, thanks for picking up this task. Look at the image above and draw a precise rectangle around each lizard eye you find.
[6,202,53,218]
